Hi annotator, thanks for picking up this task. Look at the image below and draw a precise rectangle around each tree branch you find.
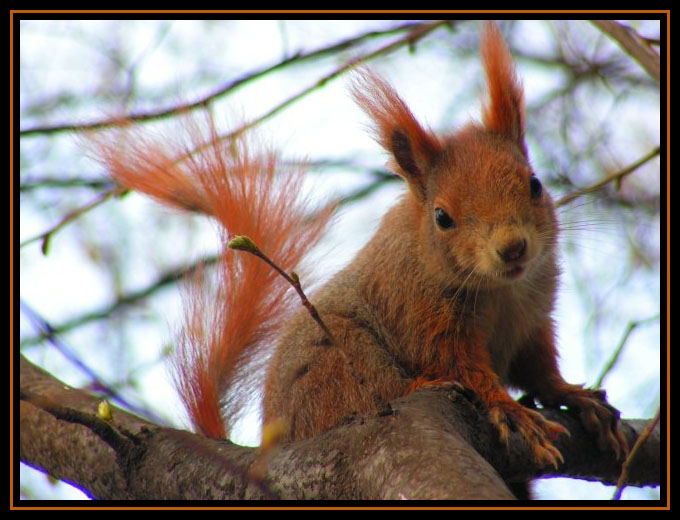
[19,21,442,138]
[590,20,661,83]
[556,146,660,207]
[19,355,660,501]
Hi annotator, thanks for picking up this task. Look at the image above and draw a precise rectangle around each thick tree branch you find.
[19,355,660,500]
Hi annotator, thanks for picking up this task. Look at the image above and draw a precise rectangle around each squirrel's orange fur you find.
[91,22,626,471]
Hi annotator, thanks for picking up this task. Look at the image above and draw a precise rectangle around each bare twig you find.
[19,300,167,425]
[612,407,661,500]
[20,254,221,348]
[20,177,115,191]
[591,20,661,83]
[21,21,446,253]
[19,21,433,138]
[192,20,449,153]
[19,186,124,253]
[595,314,660,388]
[556,146,660,207]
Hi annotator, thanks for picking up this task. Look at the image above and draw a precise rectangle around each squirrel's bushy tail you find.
[89,113,332,438]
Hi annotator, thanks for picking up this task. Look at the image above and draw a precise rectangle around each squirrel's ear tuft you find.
[351,68,442,200]
[480,21,527,156]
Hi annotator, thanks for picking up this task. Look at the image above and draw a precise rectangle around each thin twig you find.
[20,177,115,192]
[19,300,167,425]
[211,20,448,146]
[177,20,449,162]
[227,236,367,390]
[21,21,446,252]
[594,314,660,388]
[19,186,125,253]
[227,236,339,348]
[20,254,221,348]
[591,20,661,83]
[19,21,432,138]
[612,407,661,500]
[556,146,660,207]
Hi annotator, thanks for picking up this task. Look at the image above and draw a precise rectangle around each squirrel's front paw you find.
[550,386,628,460]
[488,400,568,469]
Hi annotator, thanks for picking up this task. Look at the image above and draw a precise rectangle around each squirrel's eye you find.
[435,207,456,230]
[529,175,542,199]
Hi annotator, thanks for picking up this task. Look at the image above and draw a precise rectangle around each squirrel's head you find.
[352,21,557,288]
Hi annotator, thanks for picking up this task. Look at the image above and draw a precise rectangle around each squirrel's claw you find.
[489,401,568,469]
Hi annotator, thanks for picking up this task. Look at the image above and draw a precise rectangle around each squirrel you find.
[90,21,627,488]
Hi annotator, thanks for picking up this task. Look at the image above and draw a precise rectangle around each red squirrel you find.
[91,22,627,475]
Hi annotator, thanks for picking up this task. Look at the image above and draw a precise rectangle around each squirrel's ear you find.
[480,21,527,156]
[352,69,442,200]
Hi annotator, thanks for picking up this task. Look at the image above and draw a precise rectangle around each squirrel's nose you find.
[497,238,527,263]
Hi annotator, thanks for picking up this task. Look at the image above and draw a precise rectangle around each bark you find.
[19,355,660,501]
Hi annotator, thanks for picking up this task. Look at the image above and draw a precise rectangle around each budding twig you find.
[227,236,367,392]
[227,235,339,348]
